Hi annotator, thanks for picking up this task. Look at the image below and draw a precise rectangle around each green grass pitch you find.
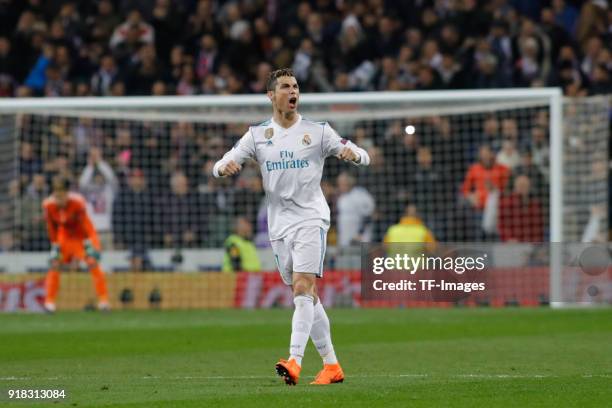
[0,308,611,407]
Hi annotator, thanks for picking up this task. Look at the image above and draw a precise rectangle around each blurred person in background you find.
[19,141,42,186]
[87,0,122,44]
[0,36,17,90]
[1,180,21,250]
[462,144,510,211]
[0,231,16,252]
[249,61,272,93]
[384,204,436,258]
[125,44,162,95]
[163,171,201,249]
[472,116,501,160]
[222,215,261,273]
[233,167,265,230]
[588,63,612,95]
[176,63,197,95]
[109,9,154,52]
[90,54,120,96]
[196,34,219,82]
[496,137,522,171]
[498,174,544,242]
[512,151,549,206]
[254,197,271,248]
[335,171,375,247]
[24,42,54,95]
[18,173,49,251]
[410,146,453,241]
[128,247,151,272]
[79,147,118,250]
[580,158,608,243]
[524,124,550,180]
[499,118,520,147]
[112,168,155,257]
[360,145,396,242]
[460,144,510,240]
[200,159,235,248]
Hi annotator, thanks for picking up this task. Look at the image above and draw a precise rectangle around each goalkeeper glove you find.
[84,240,100,261]
[49,244,61,263]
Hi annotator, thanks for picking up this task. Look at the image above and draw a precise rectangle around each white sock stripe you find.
[309,301,337,364]
[294,294,314,304]
[310,334,326,342]
[290,293,315,361]
[318,227,326,277]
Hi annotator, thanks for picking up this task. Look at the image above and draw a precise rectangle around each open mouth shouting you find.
[288,97,297,109]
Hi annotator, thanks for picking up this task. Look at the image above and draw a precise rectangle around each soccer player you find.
[213,68,370,385]
[42,177,110,312]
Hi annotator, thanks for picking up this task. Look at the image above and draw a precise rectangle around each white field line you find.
[2,374,610,381]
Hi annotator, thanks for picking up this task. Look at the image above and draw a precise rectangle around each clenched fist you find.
[220,160,242,176]
[337,147,360,163]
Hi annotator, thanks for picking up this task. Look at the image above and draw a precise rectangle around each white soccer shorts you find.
[270,226,327,285]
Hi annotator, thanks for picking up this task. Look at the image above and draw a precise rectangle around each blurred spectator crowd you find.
[0,0,610,97]
[1,0,610,258]
[11,107,607,259]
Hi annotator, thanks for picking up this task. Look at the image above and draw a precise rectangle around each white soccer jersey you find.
[213,114,370,240]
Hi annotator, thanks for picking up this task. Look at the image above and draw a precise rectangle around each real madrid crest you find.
[302,134,311,146]
[264,128,274,139]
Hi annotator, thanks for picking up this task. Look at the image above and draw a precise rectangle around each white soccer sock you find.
[289,294,314,366]
[310,301,338,365]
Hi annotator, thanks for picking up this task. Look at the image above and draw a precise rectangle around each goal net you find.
[0,90,608,311]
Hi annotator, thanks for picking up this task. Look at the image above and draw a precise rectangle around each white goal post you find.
[0,88,608,308]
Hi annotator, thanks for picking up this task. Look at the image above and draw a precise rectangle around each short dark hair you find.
[52,176,71,192]
[266,68,295,91]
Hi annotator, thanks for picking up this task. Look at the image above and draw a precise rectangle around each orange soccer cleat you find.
[275,358,301,385]
[311,363,345,385]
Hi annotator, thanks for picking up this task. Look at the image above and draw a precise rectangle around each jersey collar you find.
[271,114,302,133]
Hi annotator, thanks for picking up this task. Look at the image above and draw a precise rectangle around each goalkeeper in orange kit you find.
[42,177,109,312]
